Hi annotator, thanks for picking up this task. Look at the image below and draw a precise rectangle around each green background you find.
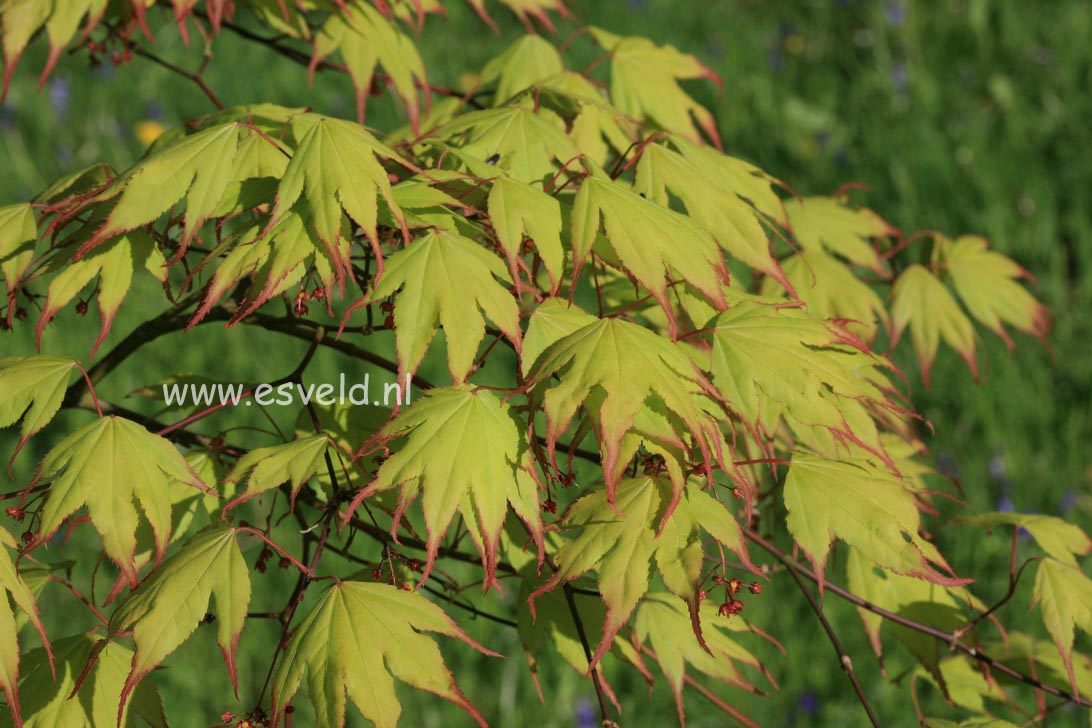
[2,0,1090,726]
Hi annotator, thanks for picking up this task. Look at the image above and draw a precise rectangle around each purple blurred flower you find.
[1059,490,1079,514]
[628,0,646,9]
[886,2,906,26]
[575,698,597,728]
[49,77,70,119]
[997,495,1015,513]
[145,100,166,121]
[799,692,820,714]
[890,64,909,92]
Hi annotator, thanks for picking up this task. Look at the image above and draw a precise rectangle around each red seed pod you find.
[383,314,395,329]
[221,711,233,724]
[748,582,763,595]
[712,575,724,585]
[401,582,412,591]
[14,308,27,321]
[726,577,742,594]
[371,568,382,579]
[698,590,707,602]
[311,286,326,300]
[542,499,558,514]
[4,507,24,522]
[278,556,290,570]
[380,301,394,313]
[20,531,34,545]
[75,301,88,315]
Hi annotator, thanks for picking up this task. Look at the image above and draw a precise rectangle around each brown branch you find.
[131,47,224,110]
[744,531,1092,710]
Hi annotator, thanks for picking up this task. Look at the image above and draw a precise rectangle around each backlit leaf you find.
[487,176,564,291]
[310,2,427,127]
[526,315,725,500]
[571,170,729,335]
[783,453,966,590]
[110,525,250,706]
[531,477,750,667]
[891,264,976,384]
[957,512,1092,567]
[784,196,894,273]
[362,229,521,382]
[270,581,494,728]
[35,230,165,355]
[589,27,720,146]
[0,203,37,299]
[223,434,330,510]
[1032,558,1092,695]
[349,385,542,587]
[34,416,207,585]
[935,234,1050,347]
[0,525,51,728]
[0,355,75,457]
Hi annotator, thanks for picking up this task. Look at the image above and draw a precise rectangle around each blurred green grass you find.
[2,1,1091,726]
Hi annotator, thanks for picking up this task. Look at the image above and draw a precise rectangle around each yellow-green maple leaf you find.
[784,196,894,273]
[35,230,166,355]
[310,3,427,127]
[0,203,36,300]
[0,355,75,458]
[270,581,495,728]
[526,315,725,501]
[0,525,51,728]
[272,114,406,276]
[935,234,1050,347]
[530,477,750,667]
[589,27,720,146]
[110,525,250,708]
[34,415,207,585]
[891,263,976,384]
[223,433,330,510]
[6,635,166,728]
[349,385,542,587]
[361,229,521,383]
[570,170,729,336]
[1032,558,1092,696]
[783,453,966,591]
[479,34,563,105]
[635,141,791,291]
[487,175,564,292]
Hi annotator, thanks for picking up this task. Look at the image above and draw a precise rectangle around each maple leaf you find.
[348,385,543,587]
[0,355,75,460]
[480,34,564,105]
[81,123,240,255]
[935,234,1050,347]
[588,27,720,146]
[33,415,208,586]
[270,581,496,728]
[635,141,792,291]
[6,635,166,728]
[110,525,250,710]
[1033,558,1092,698]
[35,230,166,356]
[891,264,977,384]
[520,297,598,375]
[487,176,564,292]
[191,213,347,326]
[1,1,106,98]
[358,229,522,383]
[784,196,895,273]
[670,137,786,223]
[709,301,899,460]
[530,477,751,667]
[525,315,725,502]
[0,525,51,728]
[957,512,1092,567]
[570,170,729,335]
[437,103,580,184]
[310,3,426,127]
[783,453,967,591]
[466,0,572,34]
[272,114,407,278]
[764,248,890,342]
[223,434,331,510]
[0,203,37,301]
[634,593,770,725]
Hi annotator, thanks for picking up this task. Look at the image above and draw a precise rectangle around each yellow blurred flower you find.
[134,120,166,146]
[784,34,806,56]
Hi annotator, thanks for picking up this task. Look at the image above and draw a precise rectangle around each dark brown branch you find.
[131,47,224,109]
[744,531,1092,710]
